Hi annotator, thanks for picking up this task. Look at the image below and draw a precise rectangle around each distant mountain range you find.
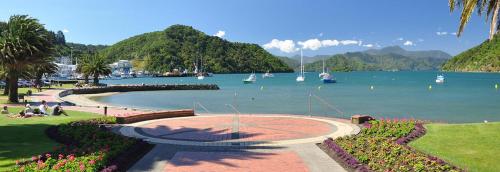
[442,34,500,72]
[279,46,452,72]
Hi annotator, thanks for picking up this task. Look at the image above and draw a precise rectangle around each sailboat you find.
[197,56,204,80]
[243,73,257,84]
[319,58,327,78]
[262,70,274,78]
[296,49,305,82]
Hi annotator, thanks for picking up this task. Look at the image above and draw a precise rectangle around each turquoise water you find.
[95,71,500,123]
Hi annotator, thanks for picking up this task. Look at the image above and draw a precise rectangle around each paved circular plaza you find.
[120,114,358,146]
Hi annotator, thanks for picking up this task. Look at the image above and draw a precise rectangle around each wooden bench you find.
[116,109,195,124]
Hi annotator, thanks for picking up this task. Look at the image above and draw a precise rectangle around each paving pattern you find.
[138,116,334,142]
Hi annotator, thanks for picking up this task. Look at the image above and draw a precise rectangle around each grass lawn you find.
[0,107,100,171]
[410,122,500,172]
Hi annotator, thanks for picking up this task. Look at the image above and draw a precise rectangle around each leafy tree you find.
[0,15,53,102]
[450,0,500,40]
[55,30,66,44]
[80,53,111,85]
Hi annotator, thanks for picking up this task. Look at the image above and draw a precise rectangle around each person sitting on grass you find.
[24,104,34,116]
[51,103,68,116]
[1,106,9,114]
[38,100,48,115]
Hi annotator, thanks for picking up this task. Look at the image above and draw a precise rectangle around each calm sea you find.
[95,71,500,123]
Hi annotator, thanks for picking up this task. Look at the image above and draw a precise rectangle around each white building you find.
[109,60,133,77]
[54,56,77,79]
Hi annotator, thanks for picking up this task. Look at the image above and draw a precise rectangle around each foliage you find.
[304,46,449,72]
[323,119,462,172]
[78,53,111,84]
[53,42,108,64]
[0,109,101,171]
[11,117,138,172]
[99,25,293,73]
[442,34,500,72]
[449,0,500,40]
[0,15,54,102]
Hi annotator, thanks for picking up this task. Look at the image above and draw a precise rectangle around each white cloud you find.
[403,40,415,46]
[321,39,340,46]
[363,44,374,48]
[298,39,323,50]
[62,29,69,33]
[451,32,457,35]
[213,30,225,38]
[340,40,359,45]
[436,31,448,36]
[397,37,404,41]
[318,32,324,37]
[263,39,298,53]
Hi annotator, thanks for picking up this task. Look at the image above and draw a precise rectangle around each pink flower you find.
[59,154,64,160]
[31,156,37,161]
[45,153,51,159]
[79,163,85,171]
[89,160,96,165]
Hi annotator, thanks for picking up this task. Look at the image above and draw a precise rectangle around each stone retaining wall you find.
[116,109,195,124]
[70,84,219,94]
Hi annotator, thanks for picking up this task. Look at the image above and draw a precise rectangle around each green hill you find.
[99,25,292,73]
[442,35,500,72]
[304,46,450,72]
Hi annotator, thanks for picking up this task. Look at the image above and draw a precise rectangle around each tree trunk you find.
[489,1,500,40]
[93,73,99,85]
[3,78,9,95]
[84,75,89,84]
[7,72,18,103]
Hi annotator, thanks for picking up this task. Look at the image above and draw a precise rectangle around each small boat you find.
[197,75,205,80]
[435,75,444,83]
[243,73,257,84]
[321,73,336,83]
[296,49,305,82]
[262,71,274,78]
[196,56,205,80]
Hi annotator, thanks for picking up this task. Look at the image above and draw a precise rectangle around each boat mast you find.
[322,58,325,73]
[300,49,304,76]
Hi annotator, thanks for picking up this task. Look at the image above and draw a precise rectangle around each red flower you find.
[59,154,64,160]
[15,160,20,165]
[89,160,96,165]
[45,153,51,159]
[79,163,85,171]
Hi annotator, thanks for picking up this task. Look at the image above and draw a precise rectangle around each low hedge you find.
[321,118,463,172]
[12,117,153,172]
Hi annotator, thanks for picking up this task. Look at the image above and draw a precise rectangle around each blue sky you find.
[0,0,492,56]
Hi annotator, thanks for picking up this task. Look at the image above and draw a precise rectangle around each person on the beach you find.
[51,103,68,116]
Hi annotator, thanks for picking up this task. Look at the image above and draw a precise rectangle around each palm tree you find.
[80,53,111,85]
[450,0,500,40]
[0,15,53,102]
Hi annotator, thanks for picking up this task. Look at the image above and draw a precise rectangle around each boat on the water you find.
[436,75,444,83]
[262,71,274,78]
[197,55,205,80]
[319,58,327,78]
[321,73,336,83]
[296,49,305,82]
[243,73,257,84]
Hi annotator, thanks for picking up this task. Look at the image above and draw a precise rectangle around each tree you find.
[31,57,58,86]
[450,0,500,40]
[55,30,66,45]
[80,53,111,85]
[0,15,53,103]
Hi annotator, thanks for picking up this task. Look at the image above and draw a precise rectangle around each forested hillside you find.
[99,25,292,73]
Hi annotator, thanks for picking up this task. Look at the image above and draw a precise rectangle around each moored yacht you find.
[436,75,444,83]
[243,73,257,84]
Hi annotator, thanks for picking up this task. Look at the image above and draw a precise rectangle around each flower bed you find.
[12,117,154,172]
[321,118,462,172]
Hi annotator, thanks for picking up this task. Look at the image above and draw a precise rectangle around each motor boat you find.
[435,75,444,83]
[321,73,336,83]
[243,73,257,84]
[262,71,274,78]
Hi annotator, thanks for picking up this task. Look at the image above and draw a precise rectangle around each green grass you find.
[410,122,500,172]
[0,107,100,171]
[0,84,75,104]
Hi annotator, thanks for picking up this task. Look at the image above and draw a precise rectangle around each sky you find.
[0,0,493,56]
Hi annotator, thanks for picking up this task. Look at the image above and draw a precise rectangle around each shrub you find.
[11,117,142,172]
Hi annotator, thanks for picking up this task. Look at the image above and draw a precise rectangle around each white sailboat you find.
[243,73,257,84]
[262,70,274,78]
[197,56,204,80]
[435,75,444,83]
[319,58,327,78]
[296,49,305,82]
